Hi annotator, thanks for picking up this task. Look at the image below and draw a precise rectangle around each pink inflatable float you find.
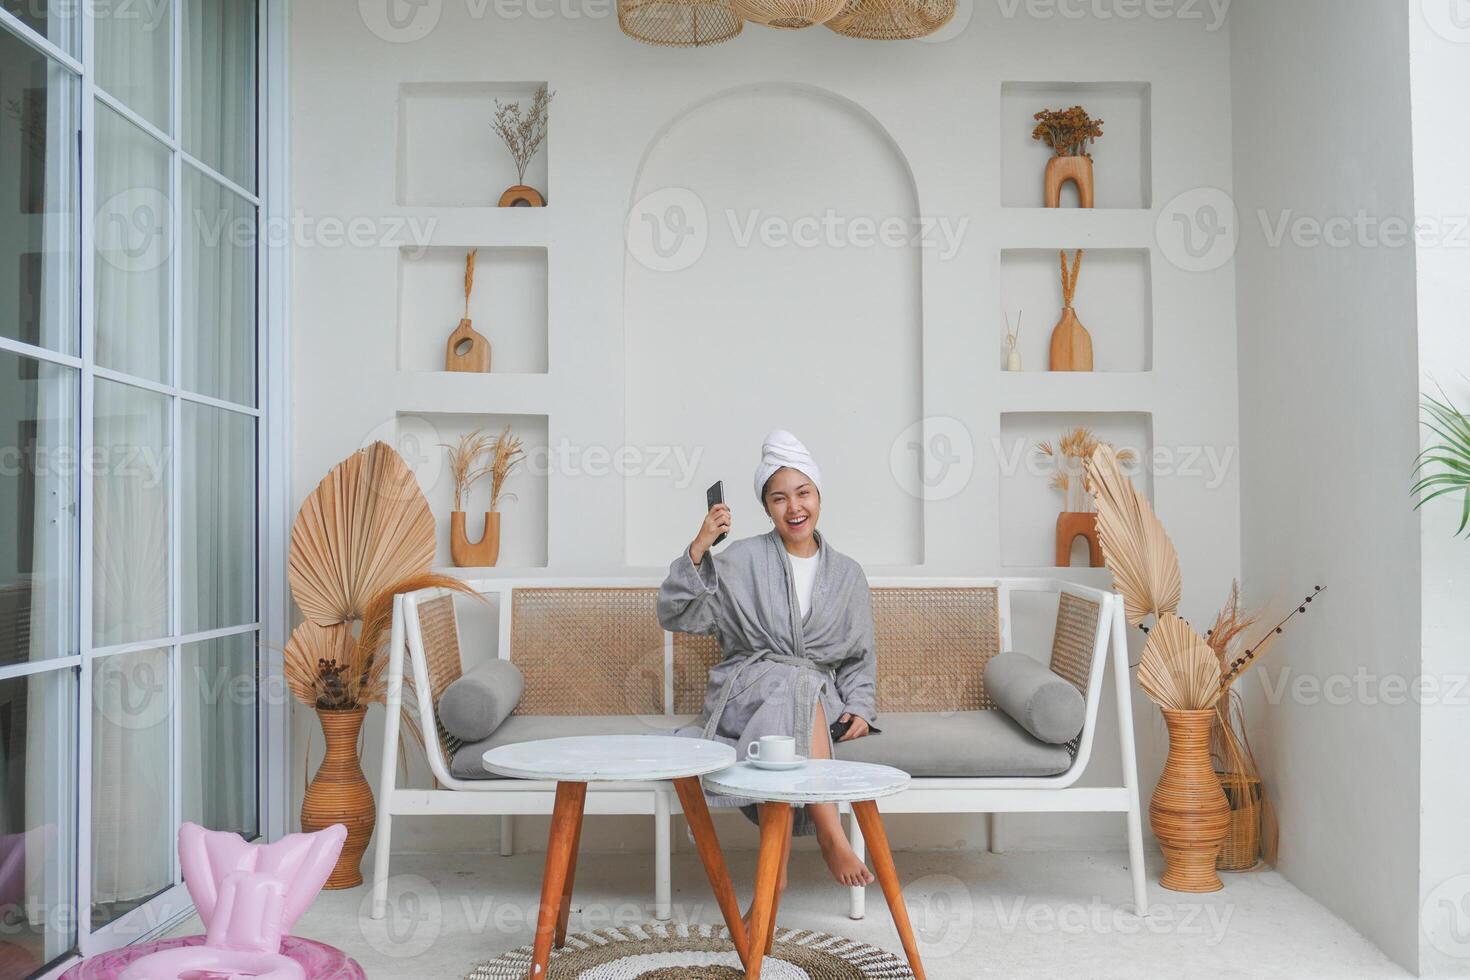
[109,822,352,980]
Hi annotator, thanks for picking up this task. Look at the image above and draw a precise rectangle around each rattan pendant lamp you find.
[824,0,955,39]
[618,0,744,45]
[732,0,845,30]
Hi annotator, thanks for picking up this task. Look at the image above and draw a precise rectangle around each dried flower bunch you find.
[442,425,526,513]
[444,429,498,512]
[1036,427,1136,513]
[488,425,526,511]
[286,442,479,712]
[492,85,554,185]
[1032,105,1104,158]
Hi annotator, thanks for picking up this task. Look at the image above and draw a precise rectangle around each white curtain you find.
[90,0,174,908]
[177,0,258,838]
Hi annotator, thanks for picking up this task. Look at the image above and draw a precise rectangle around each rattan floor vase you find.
[1151,709,1231,892]
[300,706,375,889]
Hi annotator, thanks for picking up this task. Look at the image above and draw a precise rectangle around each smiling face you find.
[762,467,821,552]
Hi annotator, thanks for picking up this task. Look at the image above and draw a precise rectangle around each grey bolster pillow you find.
[438,659,524,743]
[984,651,1085,745]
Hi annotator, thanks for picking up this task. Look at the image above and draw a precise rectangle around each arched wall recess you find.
[623,84,925,567]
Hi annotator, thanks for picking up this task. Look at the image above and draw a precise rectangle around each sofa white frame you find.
[370,577,1147,922]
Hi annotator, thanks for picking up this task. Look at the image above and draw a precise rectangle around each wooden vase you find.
[498,184,545,207]
[300,706,374,890]
[1049,307,1094,372]
[445,318,491,373]
[451,511,501,568]
[1151,709,1231,893]
[1055,512,1104,568]
[1044,155,1095,209]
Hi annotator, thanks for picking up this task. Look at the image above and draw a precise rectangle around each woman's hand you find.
[689,503,732,566]
[836,713,870,742]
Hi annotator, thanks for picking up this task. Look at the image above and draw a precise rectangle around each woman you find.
[658,430,877,890]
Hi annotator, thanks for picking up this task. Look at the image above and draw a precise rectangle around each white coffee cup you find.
[747,735,796,763]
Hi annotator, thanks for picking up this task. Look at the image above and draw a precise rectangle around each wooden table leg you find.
[746,803,792,980]
[529,781,587,980]
[555,787,587,948]
[766,822,792,955]
[851,800,925,980]
[672,777,750,967]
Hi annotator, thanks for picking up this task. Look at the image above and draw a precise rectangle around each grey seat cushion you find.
[835,710,1072,777]
[451,715,673,780]
[984,651,1086,745]
[438,659,525,743]
[451,710,1072,781]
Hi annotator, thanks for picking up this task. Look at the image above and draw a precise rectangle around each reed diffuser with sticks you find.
[1004,311,1023,371]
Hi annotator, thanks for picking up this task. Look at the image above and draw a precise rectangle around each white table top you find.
[704,759,911,804]
[482,735,736,782]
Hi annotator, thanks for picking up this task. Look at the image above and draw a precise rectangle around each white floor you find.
[169,848,1407,979]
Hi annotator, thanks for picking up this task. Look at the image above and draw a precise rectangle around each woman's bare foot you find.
[816,828,874,887]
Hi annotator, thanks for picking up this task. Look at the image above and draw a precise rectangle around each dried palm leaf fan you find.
[288,441,437,627]
[619,0,743,46]
[733,0,844,30]
[824,0,954,40]
[1138,614,1222,711]
[1087,443,1181,627]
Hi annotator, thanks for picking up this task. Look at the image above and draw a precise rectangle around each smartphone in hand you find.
[706,481,728,546]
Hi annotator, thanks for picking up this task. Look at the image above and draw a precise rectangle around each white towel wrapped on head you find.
[754,430,822,502]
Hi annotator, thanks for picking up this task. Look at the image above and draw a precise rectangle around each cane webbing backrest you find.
[673,633,722,715]
[417,594,468,759]
[669,587,1003,715]
[511,588,665,716]
[872,587,1000,712]
[1049,591,1102,694]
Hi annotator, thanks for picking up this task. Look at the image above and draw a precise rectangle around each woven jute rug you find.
[466,922,915,979]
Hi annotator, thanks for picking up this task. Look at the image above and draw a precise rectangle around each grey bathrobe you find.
[658,529,877,834]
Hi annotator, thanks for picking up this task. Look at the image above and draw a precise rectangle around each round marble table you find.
[483,735,744,979]
[704,760,923,980]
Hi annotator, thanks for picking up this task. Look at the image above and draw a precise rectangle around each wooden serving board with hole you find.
[446,318,491,372]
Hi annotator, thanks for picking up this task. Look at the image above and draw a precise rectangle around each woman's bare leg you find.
[810,703,875,887]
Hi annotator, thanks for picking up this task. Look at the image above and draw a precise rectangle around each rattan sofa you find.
[370,577,1147,922]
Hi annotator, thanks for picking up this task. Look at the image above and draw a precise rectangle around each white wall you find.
[1230,0,1422,970]
[1410,8,1470,977]
[289,1,1240,857]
